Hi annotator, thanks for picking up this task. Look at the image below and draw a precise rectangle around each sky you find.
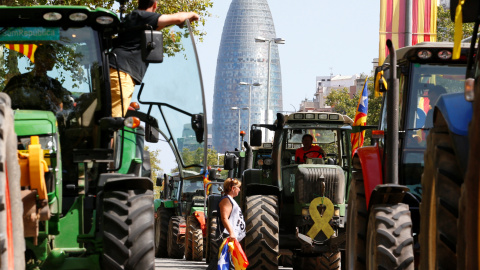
[157,0,381,172]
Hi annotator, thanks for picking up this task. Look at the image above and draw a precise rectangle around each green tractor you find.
[229,112,353,269]
[0,4,208,270]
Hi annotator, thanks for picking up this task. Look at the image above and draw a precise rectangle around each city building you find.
[212,0,283,153]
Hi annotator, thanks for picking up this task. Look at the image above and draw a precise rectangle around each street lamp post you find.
[255,37,285,142]
[239,81,261,142]
[231,107,241,149]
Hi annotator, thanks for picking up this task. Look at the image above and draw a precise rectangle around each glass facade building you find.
[212,0,283,153]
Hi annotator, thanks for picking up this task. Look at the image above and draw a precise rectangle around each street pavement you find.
[155,258,293,270]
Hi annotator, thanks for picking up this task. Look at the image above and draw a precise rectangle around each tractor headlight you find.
[301,208,309,216]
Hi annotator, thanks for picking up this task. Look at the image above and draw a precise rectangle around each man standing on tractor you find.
[109,0,199,117]
[295,133,326,163]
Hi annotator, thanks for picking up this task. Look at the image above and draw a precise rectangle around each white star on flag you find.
[218,249,229,270]
[360,95,367,107]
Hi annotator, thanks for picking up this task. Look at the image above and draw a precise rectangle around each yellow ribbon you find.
[453,0,465,60]
[307,197,335,239]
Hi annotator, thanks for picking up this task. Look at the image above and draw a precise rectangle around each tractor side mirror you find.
[191,114,204,143]
[374,66,388,93]
[141,29,163,63]
[145,124,159,143]
[224,154,236,170]
[156,176,162,187]
[250,129,262,147]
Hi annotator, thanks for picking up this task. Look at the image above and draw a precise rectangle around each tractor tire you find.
[185,215,203,261]
[206,215,219,263]
[419,125,449,269]
[366,203,414,269]
[102,189,155,270]
[184,216,193,261]
[167,216,185,259]
[434,134,462,269]
[292,252,341,270]
[155,206,172,258]
[0,94,25,270]
[345,172,367,270]
[279,255,293,267]
[245,195,279,270]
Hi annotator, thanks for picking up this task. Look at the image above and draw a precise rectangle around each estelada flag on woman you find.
[217,238,249,270]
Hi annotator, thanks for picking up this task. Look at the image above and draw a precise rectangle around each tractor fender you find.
[356,145,383,208]
[103,176,153,191]
[193,211,206,236]
[434,92,472,136]
[245,183,280,198]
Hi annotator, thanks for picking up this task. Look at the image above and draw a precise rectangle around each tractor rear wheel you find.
[155,206,172,258]
[206,215,218,263]
[245,195,279,270]
[345,172,367,270]
[0,94,25,270]
[185,215,203,261]
[419,125,449,269]
[293,252,341,270]
[102,189,155,270]
[366,203,414,269]
[167,216,184,259]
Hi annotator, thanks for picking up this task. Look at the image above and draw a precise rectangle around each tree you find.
[325,88,358,119]
[325,78,383,146]
[437,4,474,42]
[2,0,213,43]
[172,146,223,174]
[145,145,163,199]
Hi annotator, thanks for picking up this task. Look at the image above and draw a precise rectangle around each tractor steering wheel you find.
[303,150,325,161]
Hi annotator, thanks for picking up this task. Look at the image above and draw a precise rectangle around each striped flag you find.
[5,44,37,63]
[379,0,438,66]
[218,238,249,270]
[351,78,369,157]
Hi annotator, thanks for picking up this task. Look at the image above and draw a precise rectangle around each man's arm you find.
[156,12,199,30]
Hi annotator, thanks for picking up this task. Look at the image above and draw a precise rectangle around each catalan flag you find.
[351,78,369,157]
[218,238,249,270]
[203,169,211,196]
[379,0,437,66]
[5,44,37,63]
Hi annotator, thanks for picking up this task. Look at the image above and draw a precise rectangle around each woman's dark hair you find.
[138,0,156,10]
[224,178,241,193]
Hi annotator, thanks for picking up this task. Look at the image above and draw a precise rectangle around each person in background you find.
[424,85,447,128]
[295,133,326,163]
[3,44,72,112]
[109,0,199,117]
[207,178,245,270]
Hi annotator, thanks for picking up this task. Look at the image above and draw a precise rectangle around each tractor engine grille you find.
[295,166,345,204]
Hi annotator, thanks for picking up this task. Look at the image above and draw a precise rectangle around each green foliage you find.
[437,5,474,42]
[325,78,383,146]
[145,145,163,199]
[325,87,358,119]
[4,0,213,44]
[172,146,222,173]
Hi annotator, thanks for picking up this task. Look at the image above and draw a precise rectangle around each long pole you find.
[265,40,272,142]
[248,84,252,142]
[237,109,241,149]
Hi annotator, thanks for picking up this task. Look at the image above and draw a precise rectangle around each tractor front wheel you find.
[366,203,414,269]
[206,215,219,263]
[345,172,367,270]
[245,195,279,270]
[102,188,155,270]
[185,215,203,261]
[0,94,25,270]
[167,216,185,259]
[154,206,172,258]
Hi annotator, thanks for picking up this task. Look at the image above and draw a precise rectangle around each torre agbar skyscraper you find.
[212,0,283,153]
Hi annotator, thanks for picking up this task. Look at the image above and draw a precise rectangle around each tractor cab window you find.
[405,64,465,149]
[0,27,104,124]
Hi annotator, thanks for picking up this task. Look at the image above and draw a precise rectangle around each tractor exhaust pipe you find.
[386,39,399,185]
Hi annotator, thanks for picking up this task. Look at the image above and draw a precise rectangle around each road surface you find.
[155,258,293,270]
